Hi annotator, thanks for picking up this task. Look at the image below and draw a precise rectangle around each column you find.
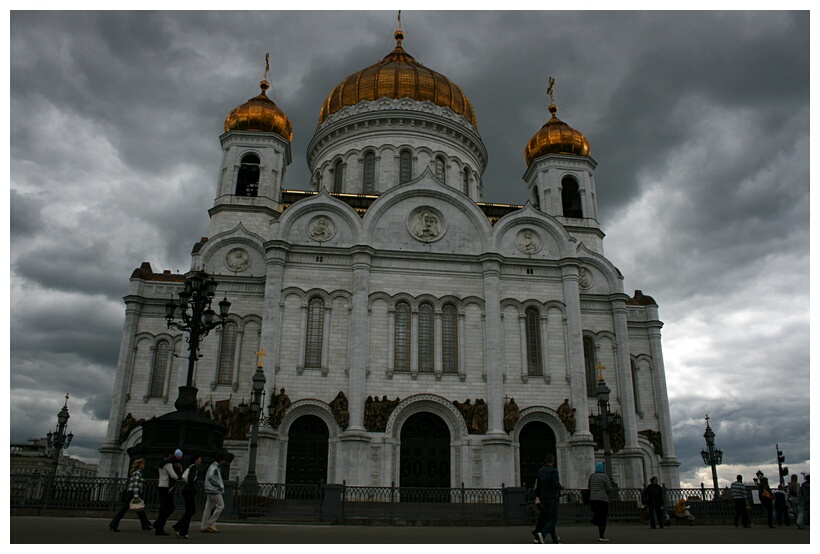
[347,247,373,431]
[321,305,332,376]
[232,328,245,392]
[434,310,443,379]
[260,248,288,391]
[540,312,550,383]
[386,308,395,378]
[480,256,505,435]
[611,296,638,449]
[561,263,590,434]
[518,314,528,382]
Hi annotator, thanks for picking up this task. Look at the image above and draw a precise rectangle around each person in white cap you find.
[153,449,182,536]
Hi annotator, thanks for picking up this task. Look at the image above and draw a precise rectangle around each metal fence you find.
[11,474,768,524]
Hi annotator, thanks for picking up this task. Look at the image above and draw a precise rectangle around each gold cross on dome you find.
[595,362,606,381]
[547,77,555,104]
[255,347,267,368]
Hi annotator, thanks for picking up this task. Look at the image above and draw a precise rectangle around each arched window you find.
[442,304,458,373]
[362,151,375,194]
[462,167,470,195]
[525,307,542,376]
[418,302,435,372]
[217,322,237,385]
[305,297,325,369]
[236,153,261,196]
[149,340,170,398]
[583,336,598,397]
[435,156,446,184]
[562,176,583,218]
[333,160,344,193]
[631,359,643,416]
[399,151,413,184]
[394,301,411,371]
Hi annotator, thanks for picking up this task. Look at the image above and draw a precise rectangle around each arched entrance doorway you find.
[519,421,557,488]
[400,412,450,489]
[285,414,329,485]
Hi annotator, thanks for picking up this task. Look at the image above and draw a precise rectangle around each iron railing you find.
[11,474,769,524]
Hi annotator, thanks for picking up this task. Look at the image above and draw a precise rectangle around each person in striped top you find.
[731,475,752,528]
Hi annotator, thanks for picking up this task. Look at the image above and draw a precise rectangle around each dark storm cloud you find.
[8,11,810,480]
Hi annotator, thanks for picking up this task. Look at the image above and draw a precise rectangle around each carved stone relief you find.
[308,215,336,242]
[515,228,542,254]
[225,248,251,272]
[407,207,446,243]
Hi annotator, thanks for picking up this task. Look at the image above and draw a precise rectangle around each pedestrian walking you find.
[788,474,800,522]
[200,452,228,533]
[534,453,562,544]
[172,454,202,539]
[758,476,775,528]
[773,484,790,526]
[642,476,665,529]
[109,458,153,532]
[796,474,809,529]
[153,448,183,536]
[588,461,613,542]
[731,474,752,528]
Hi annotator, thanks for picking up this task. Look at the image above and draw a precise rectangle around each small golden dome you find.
[224,80,293,141]
[525,102,590,166]
[318,28,477,128]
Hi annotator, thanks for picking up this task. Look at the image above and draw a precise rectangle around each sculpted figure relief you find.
[638,429,664,456]
[225,248,250,272]
[119,413,144,441]
[503,398,520,433]
[411,209,442,241]
[330,391,350,430]
[454,398,488,434]
[308,216,335,242]
[269,387,292,428]
[557,398,576,434]
[578,266,594,289]
[516,229,541,254]
[363,395,400,432]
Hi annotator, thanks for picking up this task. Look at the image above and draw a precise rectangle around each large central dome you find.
[318,28,477,128]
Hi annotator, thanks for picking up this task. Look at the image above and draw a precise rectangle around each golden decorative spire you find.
[395,10,404,47]
[264,52,270,82]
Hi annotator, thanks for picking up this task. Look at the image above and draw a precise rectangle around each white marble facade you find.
[99,41,680,491]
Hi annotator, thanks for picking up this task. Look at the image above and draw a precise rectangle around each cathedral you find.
[98,22,680,490]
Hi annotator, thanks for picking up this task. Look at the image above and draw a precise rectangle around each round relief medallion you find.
[407,207,446,243]
[225,248,251,272]
[515,228,542,254]
[308,215,336,242]
[578,266,594,289]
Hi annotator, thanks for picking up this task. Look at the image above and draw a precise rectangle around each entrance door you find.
[285,415,329,485]
[400,412,450,489]
[519,421,557,489]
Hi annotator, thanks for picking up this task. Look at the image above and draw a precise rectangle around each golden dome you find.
[224,80,293,141]
[525,102,590,166]
[318,28,477,128]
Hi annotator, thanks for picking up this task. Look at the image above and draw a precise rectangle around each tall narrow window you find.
[236,153,261,196]
[442,304,458,373]
[418,302,435,372]
[435,156,446,184]
[333,160,344,193]
[631,359,642,416]
[583,336,598,397]
[399,151,413,184]
[362,152,375,194]
[217,322,237,385]
[525,308,542,376]
[149,340,170,398]
[462,167,470,195]
[305,297,325,368]
[394,302,411,371]
[562,176,583,218]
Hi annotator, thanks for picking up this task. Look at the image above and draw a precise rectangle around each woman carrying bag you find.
[172,454,202,539]
[109,458,153,532]
[588,462,614,542]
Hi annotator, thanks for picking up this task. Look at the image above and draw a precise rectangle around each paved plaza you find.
[9,516,811,544]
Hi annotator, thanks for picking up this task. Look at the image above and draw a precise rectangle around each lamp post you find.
[593,362,614,479]
[165,269,231,411]
[45,393,74,507]
[242,348,269,492]
[700,414,723,500]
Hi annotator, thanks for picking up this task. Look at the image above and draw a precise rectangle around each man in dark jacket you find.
[643,476,665,529]
[534,453,562,543]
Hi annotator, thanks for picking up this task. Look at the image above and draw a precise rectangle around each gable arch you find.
[273,188,364,245]
[492,204,574,259]
[384,393,468,440]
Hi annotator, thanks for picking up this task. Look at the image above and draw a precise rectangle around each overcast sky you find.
[7,9,812,488]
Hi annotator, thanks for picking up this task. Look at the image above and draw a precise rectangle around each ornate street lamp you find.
[593,362,614,479]
[700,414,723,500]
[165,269,231,411]
[242,348,270,492]
[45,393,74,507]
